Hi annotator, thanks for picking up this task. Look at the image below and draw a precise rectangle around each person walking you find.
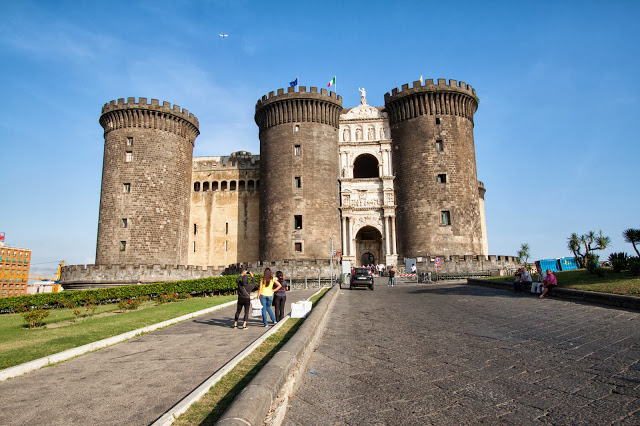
[540,269,557,298]
[258,267,281,326]
[233,269,254,329]
[273,270,287,322]
[388,266,395,286]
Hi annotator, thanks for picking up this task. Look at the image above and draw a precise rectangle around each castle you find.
[61,79,519,287]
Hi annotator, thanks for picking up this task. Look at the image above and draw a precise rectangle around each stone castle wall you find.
[385,79,485,258]
[255,86,343,261]
[96,97,199,266]
[189,152,260,268]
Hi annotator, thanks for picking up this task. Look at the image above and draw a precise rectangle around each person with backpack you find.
[233,269,254,330]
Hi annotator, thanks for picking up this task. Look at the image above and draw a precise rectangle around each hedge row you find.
[0,275,262,313]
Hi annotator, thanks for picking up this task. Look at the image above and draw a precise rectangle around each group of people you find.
[363,263,387,276]
[513,267,557,298]
[233,267,287,329]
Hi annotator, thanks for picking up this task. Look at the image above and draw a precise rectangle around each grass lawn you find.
[0,295,235,370]
[173,288,329,426]
[483,268,640,296]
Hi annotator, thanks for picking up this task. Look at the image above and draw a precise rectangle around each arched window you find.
[239,180,246,190]
[202,182,210,191]
[230,181,237,191]
[194,182,201,191]
[221,181,228,191]
[248,180,255,190]
[353,154,380,178]
[212,181,219,191]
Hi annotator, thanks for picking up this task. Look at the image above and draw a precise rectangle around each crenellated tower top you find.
[384,78,478,124]
[99,97,200,144]
[254,86,343,132]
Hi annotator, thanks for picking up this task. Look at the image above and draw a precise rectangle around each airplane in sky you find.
[219,33,229,38]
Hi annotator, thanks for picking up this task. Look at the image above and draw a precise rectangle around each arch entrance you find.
[355,226,382,266]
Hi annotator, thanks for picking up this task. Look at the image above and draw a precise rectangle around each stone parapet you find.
[60,264,225,288]
[413,255,520,275]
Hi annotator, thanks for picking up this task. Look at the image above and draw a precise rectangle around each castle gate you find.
[355,226,382,266]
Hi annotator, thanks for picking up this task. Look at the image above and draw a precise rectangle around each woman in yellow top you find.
[258,267,281,327]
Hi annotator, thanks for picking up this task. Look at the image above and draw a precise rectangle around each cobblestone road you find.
[284,281,640,425]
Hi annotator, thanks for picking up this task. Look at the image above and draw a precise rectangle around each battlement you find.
[193,152,260,170]
[384,78,476,103]
[255,86,342,111]
[101,97,200,128]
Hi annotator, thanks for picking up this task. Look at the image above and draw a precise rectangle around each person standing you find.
[258,268,281,327]
[388,266,395,286]
[540,269,557,298]
[233,269,254,330]
[273,270,287,322]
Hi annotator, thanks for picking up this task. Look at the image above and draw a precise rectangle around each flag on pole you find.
[419,75,423,84]
[289,77,298,87]
[328,76,336,87]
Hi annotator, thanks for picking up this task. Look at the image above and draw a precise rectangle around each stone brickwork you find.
[385,79,486,258]
[96,98,199,266]
[255,86,343,261]
[189,152,260,268]
[60,263,224,288]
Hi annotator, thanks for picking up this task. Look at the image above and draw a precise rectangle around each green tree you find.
[623,228,640,257]
[517,243,531,269]
[566,230,611,269]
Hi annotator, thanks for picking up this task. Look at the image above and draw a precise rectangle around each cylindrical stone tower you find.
[96,97,200,265]
[385,79,485,257]
[255,86,343,261]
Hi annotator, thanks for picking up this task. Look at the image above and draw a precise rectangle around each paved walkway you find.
[0,288,319,425]
[284,280,640,425]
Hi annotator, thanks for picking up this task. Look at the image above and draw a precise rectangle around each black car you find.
[350,268,374,290]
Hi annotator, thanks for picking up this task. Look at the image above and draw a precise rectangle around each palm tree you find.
[623,228,640,257]
[518,243,531,269]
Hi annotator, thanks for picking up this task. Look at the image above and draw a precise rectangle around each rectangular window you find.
[294,145,301,156]
[193,241,196,252]
[125,151,133,162]
[225,223,229,235]
[193,224,197,235]
[121,218,128,228]
[294,215,302,230]
[441,211,451,226]
[123,183,131,193]
[437,174,447,183]
[127,137,133,146]
[436,140,444,152]
[225,241,228,251]
[119,241,127,251]
[295,176,302,188]
[295,242,302,252]
[436,117,441,125]
[295,124,300,132]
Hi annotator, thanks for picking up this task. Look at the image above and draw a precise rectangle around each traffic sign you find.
[434,258,441,264]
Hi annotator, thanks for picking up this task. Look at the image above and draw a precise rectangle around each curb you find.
[467,278,640,311]
[216,284,339,426]
[151,287,327,426]
[0,299,237,382]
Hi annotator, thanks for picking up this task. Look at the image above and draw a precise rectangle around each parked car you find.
[350,267,374,290]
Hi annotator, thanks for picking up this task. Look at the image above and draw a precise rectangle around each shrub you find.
[72,308,81,321]
[22,309,50,329]
[178,292,192,299]
[586,253,600,274]
[629,257,640,276]
[609,252,629,273]
[117,299,141,310]
[0,275,249,313]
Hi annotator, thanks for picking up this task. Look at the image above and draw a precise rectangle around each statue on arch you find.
[343,128,350,141]
[358,87,367,105]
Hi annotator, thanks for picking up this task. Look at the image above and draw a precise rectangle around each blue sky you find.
[1,0,638,276]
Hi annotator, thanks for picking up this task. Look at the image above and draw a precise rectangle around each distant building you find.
[0,245,31,297]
